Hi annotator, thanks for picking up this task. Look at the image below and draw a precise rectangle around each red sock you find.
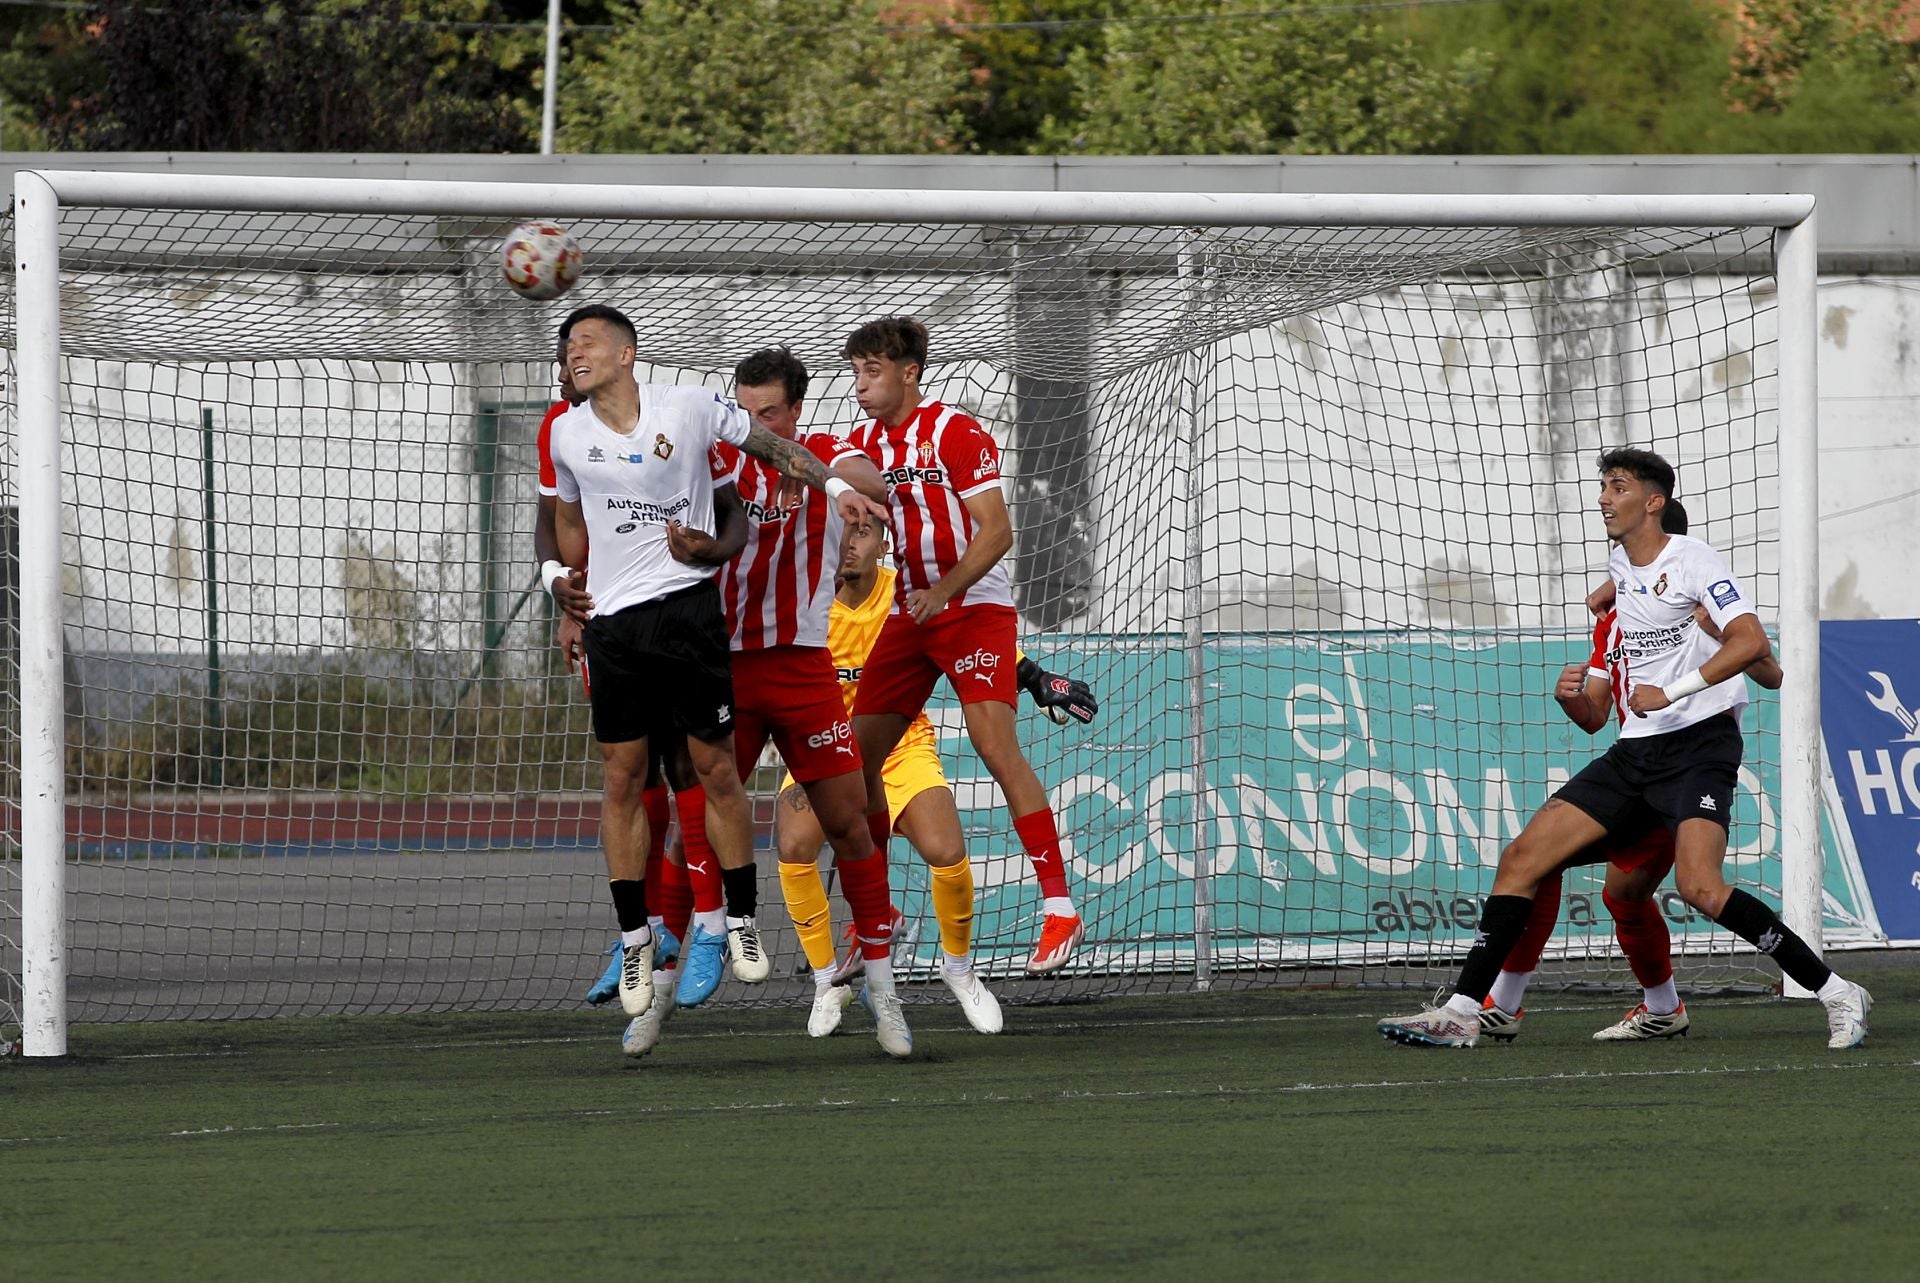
[1503,871,1563,974]
[642,785,670,886]
[656,856,694,946]
[1604,888,1673,988]
[837,851,895,961]
[677,785,723,914]
[865,809,891,863]
[1013,809,1071,902]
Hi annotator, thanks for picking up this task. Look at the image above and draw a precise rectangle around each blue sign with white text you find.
[1820,619,1920,941]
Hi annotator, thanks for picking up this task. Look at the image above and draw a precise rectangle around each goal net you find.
[2,177,1849,1041]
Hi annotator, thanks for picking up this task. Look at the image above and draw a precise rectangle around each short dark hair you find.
[1661,496,1690,536]
[734,346,809,405]
[1598,446,1675,498]
[841,316,929,370]
[560,303,636,349]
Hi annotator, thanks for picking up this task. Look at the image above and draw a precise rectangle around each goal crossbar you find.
[9,172,1822,1056]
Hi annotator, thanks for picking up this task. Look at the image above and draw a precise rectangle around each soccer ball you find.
[501,220,583,301]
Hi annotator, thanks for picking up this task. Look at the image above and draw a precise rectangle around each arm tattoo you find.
[741,424,828,491]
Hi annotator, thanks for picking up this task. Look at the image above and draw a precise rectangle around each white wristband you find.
[540,560,569,596]
[1664,668,1710,701]
[824,476,853,503]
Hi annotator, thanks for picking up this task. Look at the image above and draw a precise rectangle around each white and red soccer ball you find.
[500,220,583,301]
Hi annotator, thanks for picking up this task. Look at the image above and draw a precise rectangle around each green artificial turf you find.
[7,962,1916,1281]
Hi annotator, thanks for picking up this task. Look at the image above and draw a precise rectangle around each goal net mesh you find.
[0,200,1828,1023]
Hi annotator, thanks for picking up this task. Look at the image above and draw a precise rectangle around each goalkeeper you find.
[775,515,1097,1039]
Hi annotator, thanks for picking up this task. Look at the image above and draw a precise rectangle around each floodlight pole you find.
[1776,210,1822,997]
[15,171,66,1056]
[540,0,561,156]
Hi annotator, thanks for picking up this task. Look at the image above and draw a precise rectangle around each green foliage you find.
[562,0,979,154]
[1414,0,1920,154]
[1028,1,1491,155]
[953,0,1114,155]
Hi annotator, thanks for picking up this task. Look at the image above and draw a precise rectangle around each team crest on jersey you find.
[917,440,936,466]
[1652,573,1668,596]
[653,433,674,461]
[588,445,605,463]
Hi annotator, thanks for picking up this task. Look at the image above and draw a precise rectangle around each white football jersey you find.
[550,384,754,616]
[1606,533,1758,739]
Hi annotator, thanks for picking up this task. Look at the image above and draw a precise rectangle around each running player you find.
[547,304,881,1049]
[665,345,911,1059]
[1378,448,1871,1049]
[843,316,1088,973]
[776,515,1100,1038]
[1481,497,1786,1042]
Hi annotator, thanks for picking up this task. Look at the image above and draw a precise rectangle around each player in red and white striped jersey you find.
[680,346,909,1054]
[842,316,1087,975]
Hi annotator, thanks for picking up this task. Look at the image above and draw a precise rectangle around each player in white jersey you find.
[547,304,883,1046]
[1379,447,1871,1050]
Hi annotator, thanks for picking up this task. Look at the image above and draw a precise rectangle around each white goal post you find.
[8,172,1822,1057]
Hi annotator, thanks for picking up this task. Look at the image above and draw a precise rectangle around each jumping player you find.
[547,304,880,1052]
[843,316,1088,974]
[674,345,912,1059]
[1378,447,1871,1050]
[529,318,739,1017]
[776,515,1099,1038]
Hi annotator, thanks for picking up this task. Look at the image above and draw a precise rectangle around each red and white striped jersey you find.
[535,399,569,495]
[1586,609,1628,727]
[846,401,1013,611]
[708,431,865,651]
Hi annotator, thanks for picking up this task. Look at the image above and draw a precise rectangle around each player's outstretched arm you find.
[905,488,1014,624]
[1017,654,1099,725]
[1586,577,1616,617]
[740,423,886,525]
[1553,663,1611,735]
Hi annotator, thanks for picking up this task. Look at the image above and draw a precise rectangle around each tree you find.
[1030,1,1491,155]
[36,0,536,152]
[561,0,979,154]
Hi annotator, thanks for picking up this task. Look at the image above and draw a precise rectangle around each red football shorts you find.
[852,603,1019,718]
[731,645,862,784]
[1605,826,1676,879]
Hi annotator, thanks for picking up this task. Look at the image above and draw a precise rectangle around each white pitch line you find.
[5,1058,1913,1148]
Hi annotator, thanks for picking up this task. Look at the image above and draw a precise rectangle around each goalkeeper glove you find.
[1017,656,1098,726]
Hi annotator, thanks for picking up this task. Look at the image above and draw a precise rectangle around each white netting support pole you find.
[1180,241,1214,992]
[1776,210,1822,997]
[14,170,67,1056]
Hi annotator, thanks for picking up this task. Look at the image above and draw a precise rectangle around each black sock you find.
[1454,894,1535,1003]
[1713,888,1832,991]
[609,878,649,933]
[722,862,758,920]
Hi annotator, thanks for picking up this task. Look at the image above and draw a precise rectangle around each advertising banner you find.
[896,633,1873,970]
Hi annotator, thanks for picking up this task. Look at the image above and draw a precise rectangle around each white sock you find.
[1042,895,1076,918]
[1815,972,1851,1003]
[1488,969,1531,1014]
[1445,992,1481,1018]
[1643,978,1681,1015]
[652,969,672,986]
[943,951,973,978]
[648,914,665,932]
[620,925,652,951]
[725,914,749,931]
[813,966,837,989]
[695,908,725,936]
[865,955,895,989]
